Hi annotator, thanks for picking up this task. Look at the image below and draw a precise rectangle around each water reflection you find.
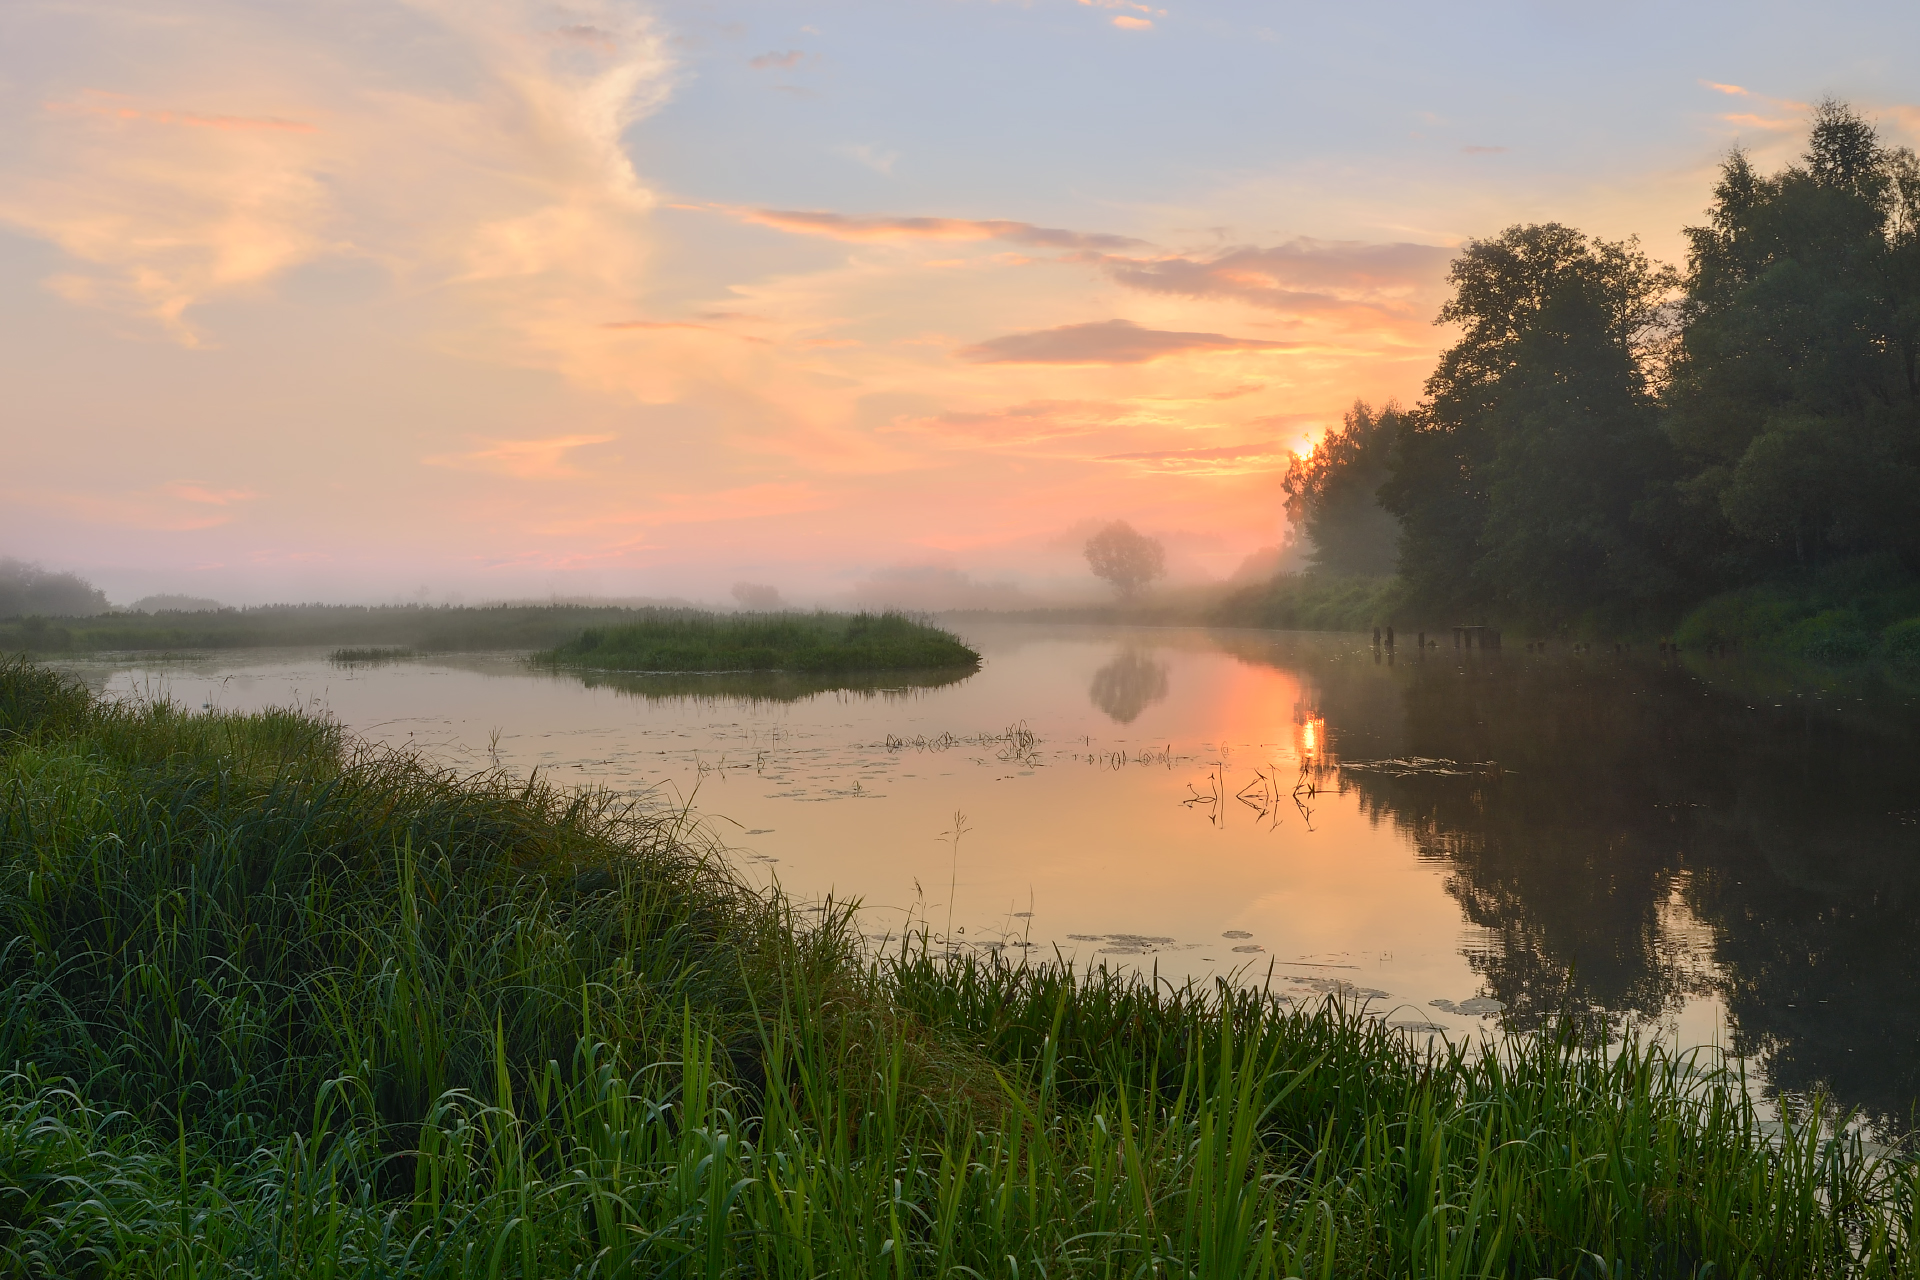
[568,665,977,704]
[1088,647,1170,724]
[1219,634,1920,1129]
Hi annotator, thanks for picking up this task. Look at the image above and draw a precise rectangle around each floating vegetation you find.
[1339,755,1506,778]
[327,645,415,665]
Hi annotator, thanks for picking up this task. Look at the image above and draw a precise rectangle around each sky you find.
[4,0,1920,607]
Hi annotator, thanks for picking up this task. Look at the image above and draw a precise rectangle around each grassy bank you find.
[1,657,1916,1276]
[0,603,723,656]
[1211,573,1404,633]
[1676,556,1920,664]
[537,609,980,673]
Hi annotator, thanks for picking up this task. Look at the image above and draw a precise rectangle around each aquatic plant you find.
[0,655,1915,1277]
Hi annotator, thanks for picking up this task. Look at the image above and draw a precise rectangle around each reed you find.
[0,654,1914,1277]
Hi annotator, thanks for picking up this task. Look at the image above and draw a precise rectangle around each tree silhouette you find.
[1084,521,1165,598]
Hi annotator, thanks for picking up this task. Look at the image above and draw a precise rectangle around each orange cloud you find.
[164,482,257,506]
[722,206,1146,250]
[958,318,1293,364]
[602,319,770,343]
[45,92,319,133]
[424,434,617,479]
[1698,80,1809,112]
[1113,16,1153,29]
[750,50,805,70]
[1091,239,1450,318]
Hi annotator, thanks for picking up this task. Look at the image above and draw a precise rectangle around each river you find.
[57,621,1920,1128]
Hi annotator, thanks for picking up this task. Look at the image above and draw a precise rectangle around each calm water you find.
[57,623,1920,1126]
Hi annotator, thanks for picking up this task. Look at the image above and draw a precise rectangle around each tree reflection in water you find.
[1088,647,1170,724]
[1218,634,1920,1130]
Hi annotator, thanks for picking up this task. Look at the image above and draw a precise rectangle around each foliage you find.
[1255,101,1920,647]
[537,609,979,673]
[1213,573,1404,632]
[0,657,1917,1274]
[1379,223,1684,625]
[1282,402,1405,575]
[1675,554,1920,663]
[1668,100,1920,571]
[0,558,108,622]
[1084,520,1167,598]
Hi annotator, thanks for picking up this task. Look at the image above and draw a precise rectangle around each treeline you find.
[1278,101,1920,645]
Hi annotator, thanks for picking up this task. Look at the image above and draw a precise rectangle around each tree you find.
[0,558,109,620]
[1282,402,1405,576]
[1666,100,1920,570]
[730,582,785,610]
[1380,223,1683,622]
[1084,521,1166,598]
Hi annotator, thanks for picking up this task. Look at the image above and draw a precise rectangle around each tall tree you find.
[1282,401,1405,576]
[1667,100,1920,569]
[1084,521,1166,598]
[1380,224,1680,622]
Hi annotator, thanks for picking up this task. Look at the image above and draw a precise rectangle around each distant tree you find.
[1380,223,1683,621]
[0,558,109,620]
[1282,401,1405,576]
[1084,521,1166,598]
[1666,99,1920,569]
[730,582,786,610]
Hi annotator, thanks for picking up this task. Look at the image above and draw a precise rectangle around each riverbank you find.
[0,602,720,655]
[0,655,1912,1276]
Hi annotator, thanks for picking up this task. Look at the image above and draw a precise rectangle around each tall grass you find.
[0,654,1915,1277]
[538,610,980,674]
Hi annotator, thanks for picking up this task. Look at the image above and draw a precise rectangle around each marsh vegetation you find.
[536,609,980,674]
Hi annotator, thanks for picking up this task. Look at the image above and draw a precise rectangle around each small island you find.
[534,608,980,674]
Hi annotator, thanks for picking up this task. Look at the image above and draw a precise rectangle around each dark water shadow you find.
[557,664,979,706]
[1220,632,1920,1130]
[1089,647,1170,724]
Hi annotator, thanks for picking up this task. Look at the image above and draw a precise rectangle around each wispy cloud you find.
[1097,441,1289,475]
[1113,16,1152,29]
[835,143,900,174]
[0,1,672,346]
[957,318,1291,364]
[1092,239,1450,317]
[720,206,1147,249]
[601,319,770,343]
[424,434,617,479]
[44,93,319,133]
[164,482,257,506]
[750,50,804,69]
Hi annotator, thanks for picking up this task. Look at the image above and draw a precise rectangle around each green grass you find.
[536,610,981,674]
[1,655,1917,1276]
[1212,573,1407,632]
[1676,555,1920,664]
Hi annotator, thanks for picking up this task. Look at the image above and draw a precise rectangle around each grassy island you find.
[0,655,1914,1275]
[536,608,980,673]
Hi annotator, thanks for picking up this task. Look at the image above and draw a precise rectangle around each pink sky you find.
[2,0,1914,606]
